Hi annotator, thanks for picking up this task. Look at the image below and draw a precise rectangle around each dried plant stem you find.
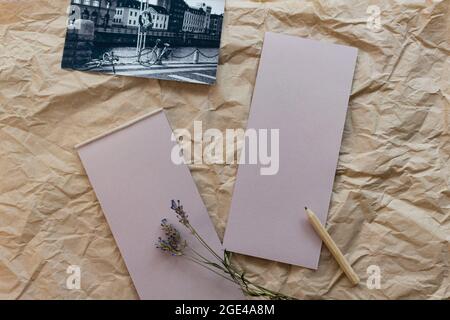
[185,255,235,283]
[186,221,295,300]
[187,224,223,261]
[158,200,297,300]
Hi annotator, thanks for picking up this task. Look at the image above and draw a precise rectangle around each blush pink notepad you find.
[223,32,358,269]
[76,109,243,300]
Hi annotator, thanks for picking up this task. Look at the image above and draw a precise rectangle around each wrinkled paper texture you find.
[0,0,449,299]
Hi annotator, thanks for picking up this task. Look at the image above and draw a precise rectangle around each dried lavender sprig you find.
[174,208,292,300]
[170,200,223,262]
[156,201,296,300]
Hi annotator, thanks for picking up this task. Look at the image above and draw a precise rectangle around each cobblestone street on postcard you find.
[86,46,219,84]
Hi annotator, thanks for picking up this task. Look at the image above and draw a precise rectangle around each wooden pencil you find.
[304,207,360,286]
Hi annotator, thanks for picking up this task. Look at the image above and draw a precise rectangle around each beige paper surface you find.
[0,0,449,299]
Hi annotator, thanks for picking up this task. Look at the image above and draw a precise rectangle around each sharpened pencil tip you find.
[304,206,308,210]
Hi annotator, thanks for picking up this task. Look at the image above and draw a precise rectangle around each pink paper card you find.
[223,32,358,269]
[76,109,243,299]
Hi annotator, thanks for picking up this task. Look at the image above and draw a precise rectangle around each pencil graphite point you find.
[304,206,308,210]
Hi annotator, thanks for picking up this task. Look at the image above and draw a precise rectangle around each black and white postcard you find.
[62,0,225,85]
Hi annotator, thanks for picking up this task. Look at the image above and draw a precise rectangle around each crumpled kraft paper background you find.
[0,0,449,299]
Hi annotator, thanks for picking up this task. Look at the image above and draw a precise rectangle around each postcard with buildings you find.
[62,0,225,85]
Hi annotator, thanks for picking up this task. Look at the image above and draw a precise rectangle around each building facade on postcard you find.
[67,0,223,35]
